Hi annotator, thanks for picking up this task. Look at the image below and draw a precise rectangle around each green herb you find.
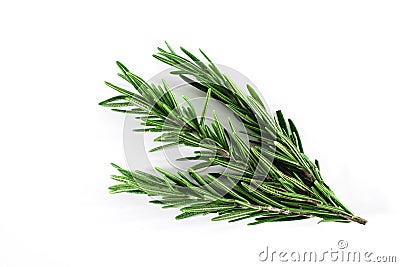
[100,43,367,225]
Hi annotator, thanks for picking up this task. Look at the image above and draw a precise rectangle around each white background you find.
[1,1,399,266]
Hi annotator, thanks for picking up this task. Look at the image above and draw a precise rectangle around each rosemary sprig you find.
[99,43,367,225]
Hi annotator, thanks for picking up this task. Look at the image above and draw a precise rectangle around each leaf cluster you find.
[99,43,367,225]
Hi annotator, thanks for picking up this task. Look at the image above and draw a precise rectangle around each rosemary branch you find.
[99,43,367,225]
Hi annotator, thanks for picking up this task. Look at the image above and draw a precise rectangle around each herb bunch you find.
[99,43,367,225]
